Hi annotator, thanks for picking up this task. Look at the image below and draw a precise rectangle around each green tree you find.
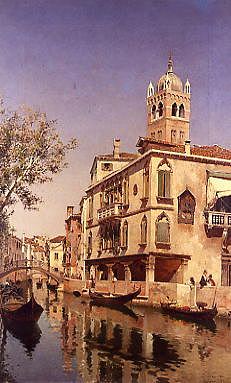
[0,102,78,218]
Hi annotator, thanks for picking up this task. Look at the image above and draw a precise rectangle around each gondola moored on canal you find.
[89,286,141,307]
[160,302,218,323]
[0,294,43,325]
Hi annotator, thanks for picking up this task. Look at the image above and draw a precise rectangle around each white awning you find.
[207,176,231,206]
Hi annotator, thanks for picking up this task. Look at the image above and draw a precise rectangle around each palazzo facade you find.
[83,57,231,287]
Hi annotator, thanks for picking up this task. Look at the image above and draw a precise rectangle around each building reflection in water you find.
[56,295,186,383]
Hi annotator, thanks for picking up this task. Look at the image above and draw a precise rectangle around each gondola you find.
[160,303,218,322]
[89,286,141,307]
[1,294,43,325]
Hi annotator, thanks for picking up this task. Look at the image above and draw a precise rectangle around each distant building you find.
[64,206,82,278]
[49,235,65,274]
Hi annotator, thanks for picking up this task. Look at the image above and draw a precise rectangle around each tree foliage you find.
[0,102,78,217]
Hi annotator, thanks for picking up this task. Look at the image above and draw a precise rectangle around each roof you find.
[50,235,65,243]
[137,137,231,160]
[96,152,138,161]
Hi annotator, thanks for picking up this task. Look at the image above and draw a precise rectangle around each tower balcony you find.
[97,203,123,222]
[204,210,231,237]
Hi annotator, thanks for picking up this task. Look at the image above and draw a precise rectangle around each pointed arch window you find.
[179,104,185,118]
[140,216,147,245]
[157,160,172,198]
[158,102,163,117]
[178,189,196,224]
[156,213,170,247]
[172,103,177,117]
[151,105,156,120]
[121,221,128,248]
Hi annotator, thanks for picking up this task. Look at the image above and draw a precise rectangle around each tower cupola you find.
[146,56,191,144]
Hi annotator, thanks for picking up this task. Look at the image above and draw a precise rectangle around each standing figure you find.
[199,270,207,288]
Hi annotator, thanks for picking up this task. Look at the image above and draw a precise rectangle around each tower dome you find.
[157,56,183,92]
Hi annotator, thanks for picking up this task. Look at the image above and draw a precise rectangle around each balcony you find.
[204,210,231,237]
[97,203,123,221]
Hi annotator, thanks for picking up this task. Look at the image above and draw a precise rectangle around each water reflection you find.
[1,286,231,382]
[3,320,42,357]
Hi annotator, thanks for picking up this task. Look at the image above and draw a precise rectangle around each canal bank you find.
[63,278,231,314]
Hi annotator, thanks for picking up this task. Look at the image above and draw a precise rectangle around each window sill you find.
[155,242,171,250]
[156,196,173,205]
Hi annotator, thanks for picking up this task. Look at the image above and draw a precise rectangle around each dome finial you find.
[167,53,173,73]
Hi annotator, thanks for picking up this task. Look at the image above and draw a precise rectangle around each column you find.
[108,265,113,281]
[124,265,131,282]
[145,255,155,297]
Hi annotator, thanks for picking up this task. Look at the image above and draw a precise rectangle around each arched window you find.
[156,213,170,245]
[157,160,172,198]
[178,189,196,224]
[158,102,163,117]
[157,130,162,140]
[141,216,147,244]
[171,130,176,143]
[122,221,128,248]
[179,104,185,118]
[151,105,156,119]
[87,231,92,257]
[88,195,94,219]
[171,103,177,117]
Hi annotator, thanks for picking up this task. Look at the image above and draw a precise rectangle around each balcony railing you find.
[97,203,123,221]
[205,210,231,229]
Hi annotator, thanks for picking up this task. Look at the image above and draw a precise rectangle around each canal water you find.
[0,285,231,383]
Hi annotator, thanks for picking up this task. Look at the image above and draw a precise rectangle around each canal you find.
[1,285,231,383]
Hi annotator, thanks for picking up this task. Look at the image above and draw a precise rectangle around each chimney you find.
[113,138,120,159]
[67,206,74,218]
[184,140,191,155]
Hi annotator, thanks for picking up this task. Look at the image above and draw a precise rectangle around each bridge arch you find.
[0,266,62,284]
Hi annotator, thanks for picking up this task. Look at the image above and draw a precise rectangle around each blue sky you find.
[2,0,229,236]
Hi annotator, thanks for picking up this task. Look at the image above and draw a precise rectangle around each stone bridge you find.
[0,260,63,284]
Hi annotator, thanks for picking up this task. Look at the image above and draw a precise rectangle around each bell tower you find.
[146,56,191,145]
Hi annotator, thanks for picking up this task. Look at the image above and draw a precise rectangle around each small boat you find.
[89,286,141,306]
[160,303,218,322]
[1,294,43,324]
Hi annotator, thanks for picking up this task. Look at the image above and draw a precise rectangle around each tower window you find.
[151,105,156,120]
[179,131,184,143]
[157,130,162,140]
[172,103,177,117]
[179,104,185,118]
[158,102,163,117]
[171,130,176,143]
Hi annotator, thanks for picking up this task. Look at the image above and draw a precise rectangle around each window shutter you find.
[158,171,164,196]
[165,172,170,197]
